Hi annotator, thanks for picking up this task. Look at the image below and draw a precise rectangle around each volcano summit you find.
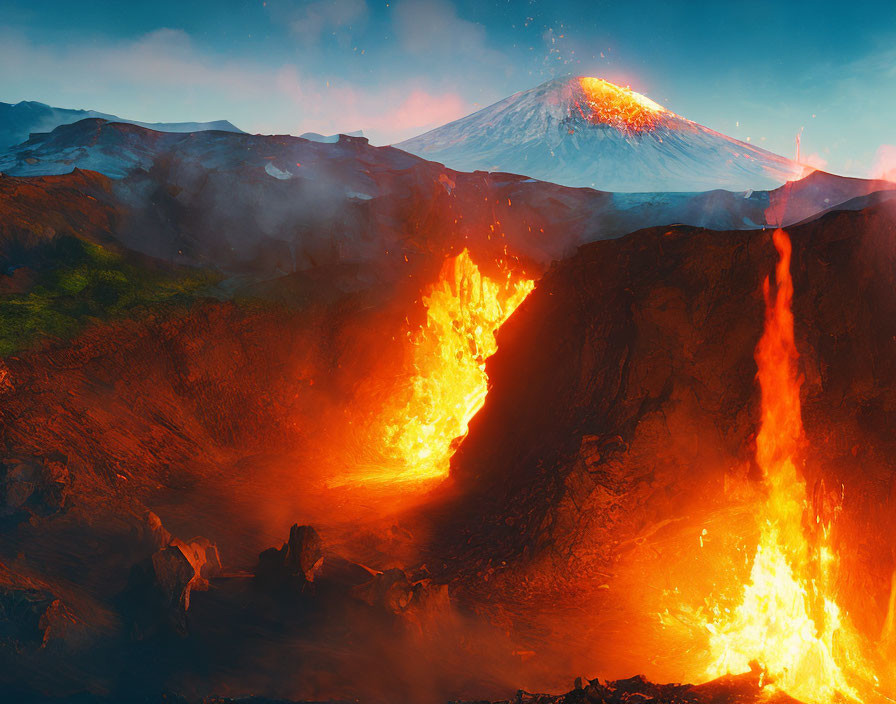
[397,76,806,193]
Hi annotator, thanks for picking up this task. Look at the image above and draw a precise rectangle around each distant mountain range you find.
[1,84,893,284]
[300,130,365,143]
[1,117,892,280]
[0,100,243,151]
[397,76,807,193]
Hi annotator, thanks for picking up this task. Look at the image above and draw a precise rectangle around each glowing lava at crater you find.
[576,77,669,133]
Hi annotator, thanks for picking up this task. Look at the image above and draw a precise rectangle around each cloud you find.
[392,0,504,67]
[273,65,468,139]
[0,28,266,105]
[801,152,828,171]
[0,27,470,144]
[285,0,368,46]
[388,90,466,132]
[871,144,896,181]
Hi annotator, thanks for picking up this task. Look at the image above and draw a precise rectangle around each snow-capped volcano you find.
[396,76,806,192]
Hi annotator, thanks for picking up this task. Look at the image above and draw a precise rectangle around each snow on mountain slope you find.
[396,76,806,193]
[301,130,365,143]
[0,118,407,181]
[0,100,242,151]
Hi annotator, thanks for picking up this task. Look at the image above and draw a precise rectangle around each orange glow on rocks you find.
[577,77,667,133]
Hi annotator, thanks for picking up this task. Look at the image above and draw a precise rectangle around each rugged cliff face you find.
[437,202,896,665]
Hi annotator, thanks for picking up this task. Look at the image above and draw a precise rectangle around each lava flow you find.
[576,77,668,133]
[702,230,870,703]
[377,249,534,482]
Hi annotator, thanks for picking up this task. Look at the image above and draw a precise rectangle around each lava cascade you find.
[375,249,533,483]
[702,230,870,702]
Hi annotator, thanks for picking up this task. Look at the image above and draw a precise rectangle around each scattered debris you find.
[353,566,451,619]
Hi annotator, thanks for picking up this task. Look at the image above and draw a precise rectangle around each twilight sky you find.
[1,0,894,177]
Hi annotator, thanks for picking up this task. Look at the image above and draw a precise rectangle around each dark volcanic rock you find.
[353,567,416,613]
[449,670,799,704]
[353,566,451,620]
[3,121,893,280]
[255,524,324,590]
[0,453,70,520]
[0,561,80,656]
[0,581,72,648]
[285,524,324,582]
[1,141,893,703]
[151,546,198,610]
[122,544,197,638]
[0,170,119,268]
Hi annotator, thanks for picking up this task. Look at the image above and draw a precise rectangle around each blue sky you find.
[1,0,895,176]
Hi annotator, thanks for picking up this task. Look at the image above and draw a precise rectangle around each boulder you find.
[255,524,324,591]
[353,567,451,617]
[143,510,173,549]
[0,562,74,649]
[151,546,196,611]
[122,544,196,638]
[0,453,69,520]
[284,524,323,582]
[0,586,73,648]
[354,568,415,613]
[184,536,223,580]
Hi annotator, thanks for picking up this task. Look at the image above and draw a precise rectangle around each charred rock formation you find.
[0,577,73,649]
[256,524,325,590]
[122,544,198,638]
[352,567,450,616]
[449,669,789,704]
[352,567,414,612]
